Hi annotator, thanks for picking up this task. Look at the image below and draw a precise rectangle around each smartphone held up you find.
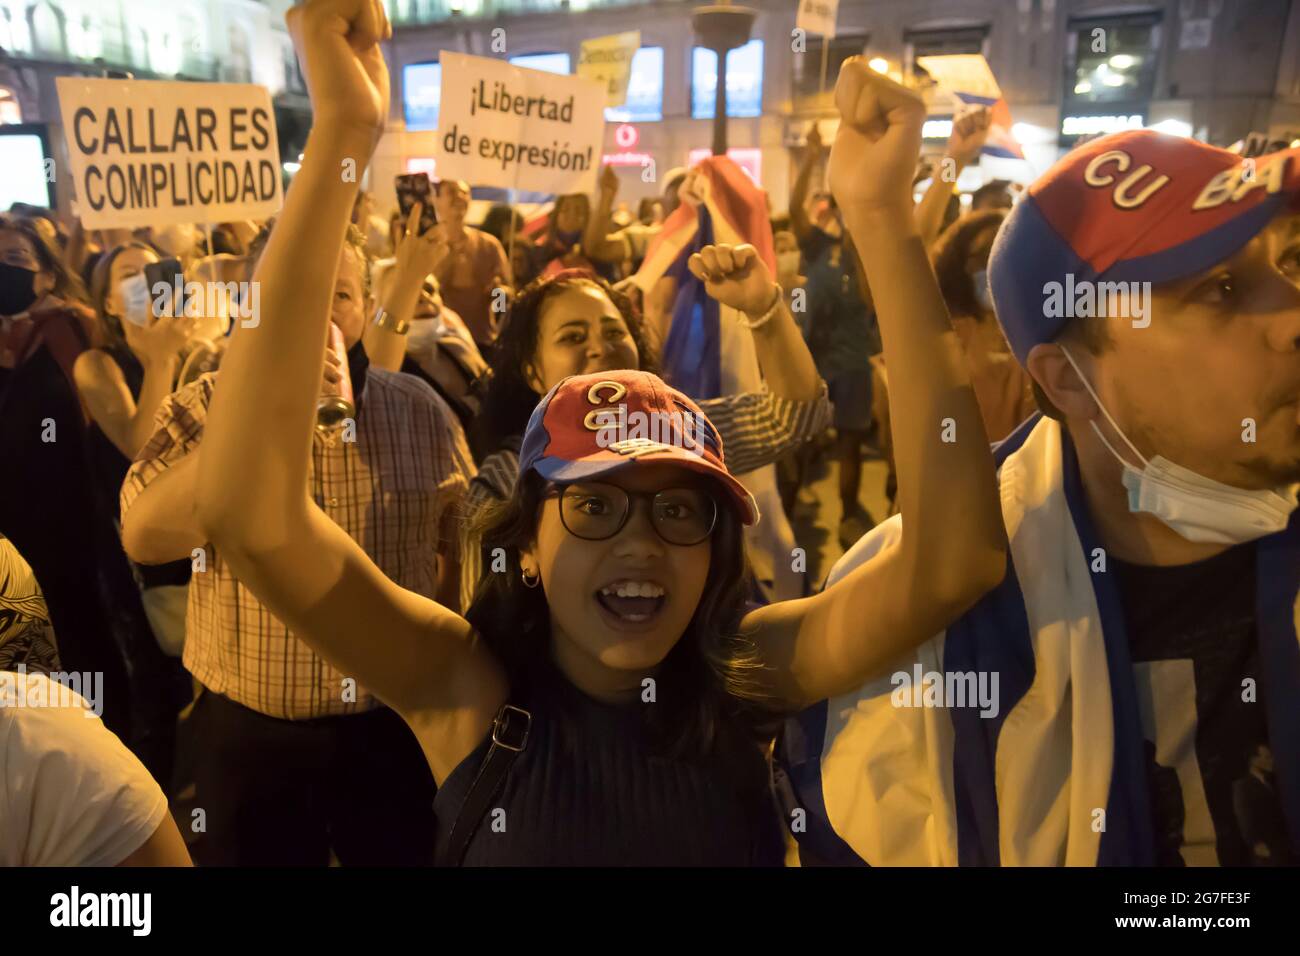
[395,173,438,236]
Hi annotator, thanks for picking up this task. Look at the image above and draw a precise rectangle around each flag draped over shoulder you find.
[662,208,721,398]
[777,414,1300,866]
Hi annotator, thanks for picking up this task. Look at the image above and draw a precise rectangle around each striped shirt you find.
[120,369,475,719]
[458,381,831,610]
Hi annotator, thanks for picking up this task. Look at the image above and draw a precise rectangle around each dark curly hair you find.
[932,209,1006,322]
[470,270,661,461]
[464,468,777,762]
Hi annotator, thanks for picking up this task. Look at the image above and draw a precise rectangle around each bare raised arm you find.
[74,304,196,458]
[745,62,1006,707]
[686,243,821,403]
[789,123,823,244]
[583,165,631,265]
[916,106,990,248]
[363,200,449,371]
[192,0,504,756]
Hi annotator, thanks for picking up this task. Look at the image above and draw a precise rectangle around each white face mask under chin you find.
[1058,345,1299,545]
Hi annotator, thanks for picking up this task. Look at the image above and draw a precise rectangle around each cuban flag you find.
[953,92,1025,161]
[776,414,1300,866]
[917,53,1024,161]
[631,155,775,399]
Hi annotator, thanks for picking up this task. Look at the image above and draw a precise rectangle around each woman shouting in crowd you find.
[194,0,1004,864]
[463,263,831,610]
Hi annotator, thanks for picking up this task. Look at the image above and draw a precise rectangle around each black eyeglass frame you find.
[542,480,719,546]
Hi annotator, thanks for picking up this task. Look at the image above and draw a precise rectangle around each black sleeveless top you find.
[433,669,785,866]
[85,343,191,590]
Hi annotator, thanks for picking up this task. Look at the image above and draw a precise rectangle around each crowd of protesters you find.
[1,0,1297,869]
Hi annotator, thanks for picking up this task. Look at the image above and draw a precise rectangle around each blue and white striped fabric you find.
[776,413,1300,865]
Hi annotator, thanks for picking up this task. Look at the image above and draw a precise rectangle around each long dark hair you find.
[932,209,1006,321]
[464,470,775,759]
[0,214,89,307]
[471,270,660,461]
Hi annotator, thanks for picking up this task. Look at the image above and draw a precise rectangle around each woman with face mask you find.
[932,209,1037,443]
[0,215,133,739]
[76,244,198,773]
[79,243,199,463]
[194,7,1005,866]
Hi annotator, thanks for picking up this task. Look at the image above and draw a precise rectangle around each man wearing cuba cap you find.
[778,130,1300,866]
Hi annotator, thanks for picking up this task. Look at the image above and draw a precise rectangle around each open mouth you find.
[594,579,667,626]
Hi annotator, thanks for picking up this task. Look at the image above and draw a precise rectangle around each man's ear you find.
[1025,342,1099,420]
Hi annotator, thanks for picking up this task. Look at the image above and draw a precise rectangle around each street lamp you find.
[691,1,756,156]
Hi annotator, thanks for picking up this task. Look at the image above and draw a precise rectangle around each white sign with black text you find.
[796,0,839,38]
[55,78,282,229]
[578,31,641,108]
[436,52,605,195]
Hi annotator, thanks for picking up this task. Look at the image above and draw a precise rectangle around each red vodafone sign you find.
[614,124,639,149]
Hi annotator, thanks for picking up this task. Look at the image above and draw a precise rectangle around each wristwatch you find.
[371,307,410,335]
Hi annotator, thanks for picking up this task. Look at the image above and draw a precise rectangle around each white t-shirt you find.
[0,672,168,866]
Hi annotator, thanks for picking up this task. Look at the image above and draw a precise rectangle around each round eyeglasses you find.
[546,482,718,546]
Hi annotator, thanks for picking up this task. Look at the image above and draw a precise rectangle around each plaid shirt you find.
[120,369,475,719]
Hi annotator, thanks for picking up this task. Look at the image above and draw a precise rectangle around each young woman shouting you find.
[194,0,1005,864]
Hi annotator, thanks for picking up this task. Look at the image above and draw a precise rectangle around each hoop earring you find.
[521,567,540,589]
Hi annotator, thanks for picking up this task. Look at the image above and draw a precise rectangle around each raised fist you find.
[689,243,777,318]
[286,0,391,139]
[599,165,619,198]
[945,105,992,168]
[827,58,927,215]
[805,122,824,156]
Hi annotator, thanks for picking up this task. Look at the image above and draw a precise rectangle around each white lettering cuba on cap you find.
[987,129,1300,366]
[517,369,760,526]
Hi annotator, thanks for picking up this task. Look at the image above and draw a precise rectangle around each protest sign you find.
[55,78,282,230]
[915,53,1003,104]
[795,0,839,38]
[436,51,605,195]
[578,31,641,107]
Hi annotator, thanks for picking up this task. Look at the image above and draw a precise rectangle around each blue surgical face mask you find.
[971,269,994,314]
[1060,345,1299,545]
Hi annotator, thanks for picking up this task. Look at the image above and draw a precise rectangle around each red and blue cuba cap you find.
[988,129,1300,365]
[517,369,759,526]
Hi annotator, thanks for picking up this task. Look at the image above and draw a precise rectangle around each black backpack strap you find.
[437,703,532,867]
